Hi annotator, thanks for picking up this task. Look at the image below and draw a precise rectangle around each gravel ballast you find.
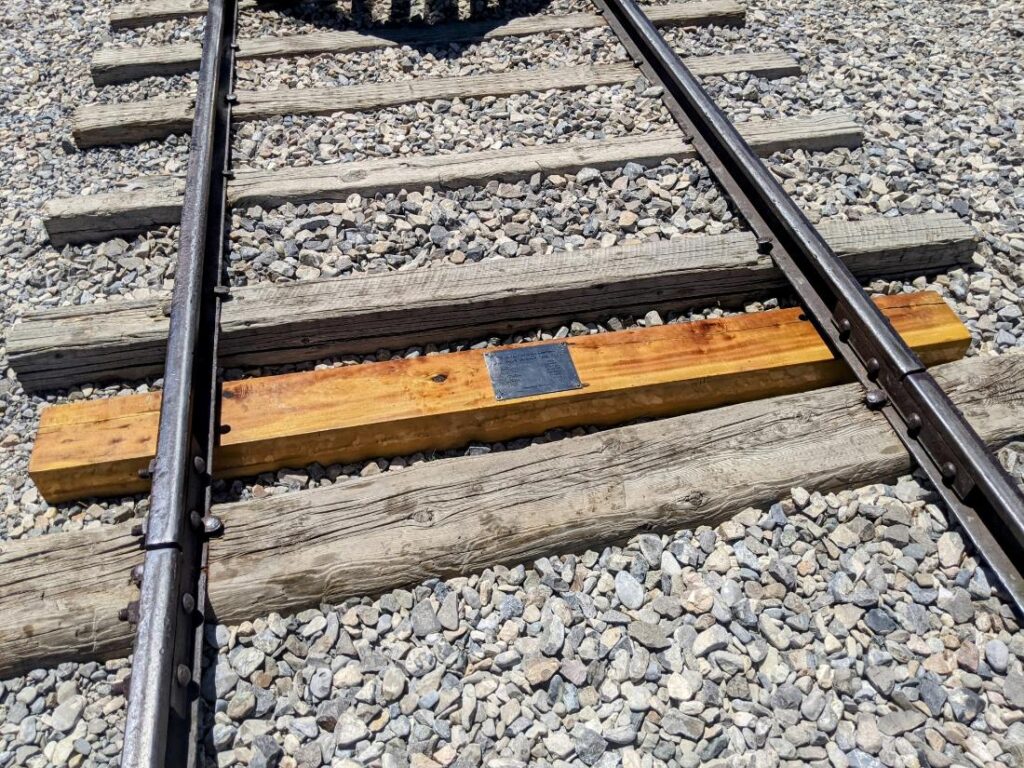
[1,0,1024,765]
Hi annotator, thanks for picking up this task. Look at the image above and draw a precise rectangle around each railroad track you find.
[3,0,1024,766]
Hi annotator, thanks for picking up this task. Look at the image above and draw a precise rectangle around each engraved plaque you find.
[484,343,582,401]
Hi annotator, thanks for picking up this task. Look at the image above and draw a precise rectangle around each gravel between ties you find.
[194,476,1024,768]
[1,0,1024,766]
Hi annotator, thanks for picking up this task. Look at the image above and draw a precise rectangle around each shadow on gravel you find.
[268,0,556,36]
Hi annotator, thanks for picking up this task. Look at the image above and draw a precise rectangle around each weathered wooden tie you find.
[97,1,746,81]
[29,291,969,502]
[76,54,799,146]
[10,214,973,391]
[110,0,258,28]
[44,114,861,245]
[1,354,1021,676]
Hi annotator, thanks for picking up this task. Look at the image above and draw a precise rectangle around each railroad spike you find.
[130,564,144,586]
[111,674,131,697]
[118,600,140,625]
[203,515,225,536]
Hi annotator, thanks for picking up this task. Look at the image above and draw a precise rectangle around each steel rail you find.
[120,0,237,763]
[594,0,1024,611]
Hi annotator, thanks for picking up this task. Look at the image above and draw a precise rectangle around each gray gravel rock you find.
[613,570,645,610]
[409,598,441,637]
[47,695,85,734]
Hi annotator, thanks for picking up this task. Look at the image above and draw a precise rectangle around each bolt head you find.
[865,389,888,410]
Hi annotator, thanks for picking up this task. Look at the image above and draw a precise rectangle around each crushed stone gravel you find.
[1,0,1023,765]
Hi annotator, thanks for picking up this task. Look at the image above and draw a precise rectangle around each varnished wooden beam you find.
[30,292,969,503]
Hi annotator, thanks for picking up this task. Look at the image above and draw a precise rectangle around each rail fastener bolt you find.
[865,389,888,410]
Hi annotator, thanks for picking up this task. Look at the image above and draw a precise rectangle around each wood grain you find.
[97,1,745,81]
[44,115,861,245]
[9,213,976,391]
[2,353,1021,676]
[76,54,798,146]
[28,292,970,502]
[110,0,256,27]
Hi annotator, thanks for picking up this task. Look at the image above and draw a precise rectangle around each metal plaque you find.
[484,343,582,401]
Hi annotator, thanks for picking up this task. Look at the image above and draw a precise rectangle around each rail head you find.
[119,0,238,765]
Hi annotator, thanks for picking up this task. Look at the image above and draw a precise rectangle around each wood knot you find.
[681,490,706,509]
[431,373,448,383]
[411,510,434,524]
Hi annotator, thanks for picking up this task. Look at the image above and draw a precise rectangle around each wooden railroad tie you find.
[76,54,800,147]
[30,291,969,503]
[98,1,746,80]
[2,353,1020,677]
[45,115,861,245]
[9,213,975,392]
[105,0,745,32]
